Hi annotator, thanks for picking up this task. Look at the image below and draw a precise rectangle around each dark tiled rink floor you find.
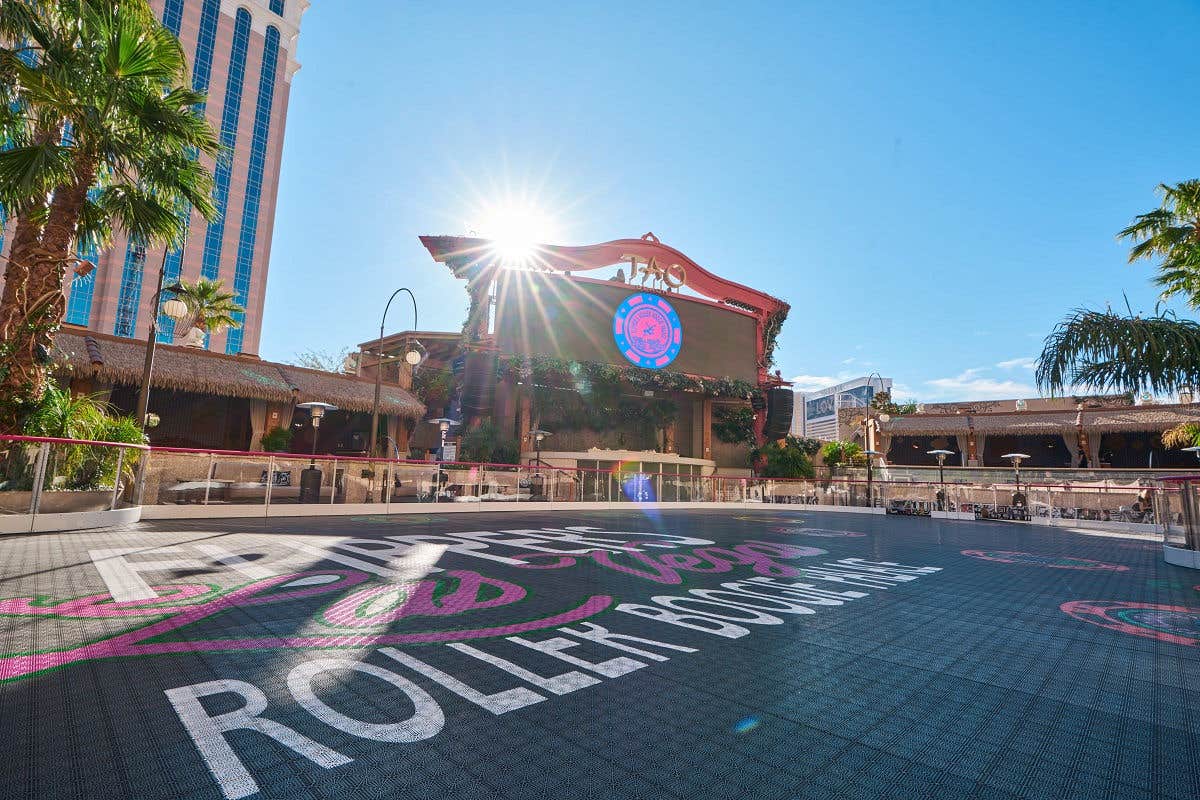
[1,509,1197,800]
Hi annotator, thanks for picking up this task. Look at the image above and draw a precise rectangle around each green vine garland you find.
[496,354,756,399]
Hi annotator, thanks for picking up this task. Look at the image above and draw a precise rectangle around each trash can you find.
[299,466,322,503]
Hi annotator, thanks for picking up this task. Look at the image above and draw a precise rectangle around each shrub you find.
[260,426,293,452]
[820,440,865,468]
[754,436,817,479]
[459,420,521,464]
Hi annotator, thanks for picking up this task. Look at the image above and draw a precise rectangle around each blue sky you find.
[260,1,1200,401]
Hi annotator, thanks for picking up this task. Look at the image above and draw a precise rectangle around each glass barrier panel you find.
[32,442,126,513]
[0,441,39,514]
[1157,487,1186,546]
[144,451,218,505]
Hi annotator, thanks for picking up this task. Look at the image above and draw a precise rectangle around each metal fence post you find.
[109,447,125,510]
[29,442,50,515]
[330,459,338,505]
[134,448,149,507]
[264,455,275,514]
[202,453,215,505]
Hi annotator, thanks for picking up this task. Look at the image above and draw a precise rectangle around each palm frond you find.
[1037,309,1200,395]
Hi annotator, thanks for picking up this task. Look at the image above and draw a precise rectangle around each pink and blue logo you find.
[613,293,682,369]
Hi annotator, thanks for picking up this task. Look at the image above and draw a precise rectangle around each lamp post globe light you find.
[528,429,552,500]
[858,372,891,507]
[136,273,190,432]
[295,401,337,504]
[368,288,421,457]
[927,449,954,510]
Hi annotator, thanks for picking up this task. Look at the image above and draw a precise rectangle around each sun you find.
[473,200,559,266]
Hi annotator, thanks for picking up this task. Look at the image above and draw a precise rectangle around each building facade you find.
[791,376,893,440]
[0,0,307,355]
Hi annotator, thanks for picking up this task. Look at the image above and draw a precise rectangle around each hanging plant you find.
[496,354,756,399]
[713,405,755,445]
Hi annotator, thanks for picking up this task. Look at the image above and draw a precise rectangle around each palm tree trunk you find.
[0,160,94,434]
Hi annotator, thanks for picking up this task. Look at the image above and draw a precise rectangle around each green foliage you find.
[458,420,520,464]
[22,384,107,440]
[533,383,678,446]
[761,307,788,369]
[497,355,756,399]
[15,384,146,490]
[1162,423,1200,450]
[412,368,454,411]
[1037,180,1200,395]
[0,0,220,233]
[712,405,755,445]
[259,426,293,453]
[1119,181,1200,308]
[870,390,917,416]
[820,440,864,468]
[788,436,823,456]
[172,278,244,339]
[1037,309,1200,395]
[753,436,816,479]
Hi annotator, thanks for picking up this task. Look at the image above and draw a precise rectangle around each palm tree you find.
[1121,181,1200,307]
[171,278,244,346]
[0,0,219,431]
[1038,180,1200,396]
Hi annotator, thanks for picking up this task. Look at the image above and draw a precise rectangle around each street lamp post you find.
[296,401,337,503]
[528,429,552,500]
[368,289,422,461]
[428,417,458,503]
[1002,452,1031,516]
[927,449,954,510]
[136,248,190,431]
[859,373,891,508]
[863,449,881,507]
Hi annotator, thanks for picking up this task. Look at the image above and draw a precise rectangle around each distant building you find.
[792,377,893,441]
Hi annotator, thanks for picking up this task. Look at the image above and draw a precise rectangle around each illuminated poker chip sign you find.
[613,293,682,369]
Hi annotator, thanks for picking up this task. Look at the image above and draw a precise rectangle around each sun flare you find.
[473,200,559,265]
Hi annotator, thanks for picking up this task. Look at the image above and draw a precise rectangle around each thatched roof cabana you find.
[276,364,424,416]
[878,404,1200,437]
[877,415,972,437]
[53,329,425,419]
[1081,406,1200,433]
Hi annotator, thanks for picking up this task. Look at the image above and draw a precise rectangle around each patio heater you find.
[528,429,552,500]
[296,401,337,503]
[1182,446,1200,463]
[927,449,954,510]
[1002,452,1031,512]
[428,418,458,502]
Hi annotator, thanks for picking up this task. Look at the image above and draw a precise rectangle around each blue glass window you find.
[64,189,101,326]
[201,8,252,283]
[113,241,148,337]
[225,26,281,355]
[146,0,218,339]
[269,0,285,14]
[162,0,185,36]
[193,0,222,97]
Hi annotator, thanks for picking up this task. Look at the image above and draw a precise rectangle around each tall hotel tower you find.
[0,0,308,355]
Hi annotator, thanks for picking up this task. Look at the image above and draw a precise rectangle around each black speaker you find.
[762,386,794,441]
[460,350,497,418]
